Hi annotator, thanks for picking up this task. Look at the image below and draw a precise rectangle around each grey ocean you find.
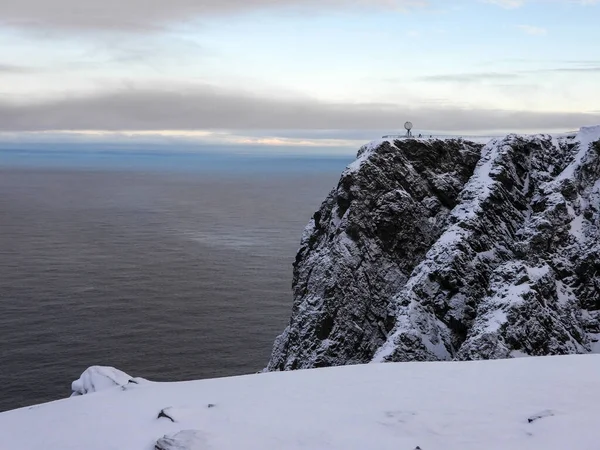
[0,149,350,411]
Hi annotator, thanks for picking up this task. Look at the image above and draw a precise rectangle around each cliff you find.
[267,126,600,370]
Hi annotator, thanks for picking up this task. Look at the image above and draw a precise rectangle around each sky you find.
[0,0,599,152]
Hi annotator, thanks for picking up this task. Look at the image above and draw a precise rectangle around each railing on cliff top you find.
[382,131,577,141]
[381,134,502,140]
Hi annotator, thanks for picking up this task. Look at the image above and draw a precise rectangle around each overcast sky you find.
[1,0,599,150]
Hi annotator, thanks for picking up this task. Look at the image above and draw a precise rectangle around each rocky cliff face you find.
[267,126,600,371]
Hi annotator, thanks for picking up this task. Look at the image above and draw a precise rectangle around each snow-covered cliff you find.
[267,126,600,370]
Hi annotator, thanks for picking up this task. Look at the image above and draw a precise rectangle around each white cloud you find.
[483,0,598,7]
[484,0,525,8]
[517,24,548,35]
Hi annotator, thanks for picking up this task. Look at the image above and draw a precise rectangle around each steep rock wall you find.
[267,126,600,370]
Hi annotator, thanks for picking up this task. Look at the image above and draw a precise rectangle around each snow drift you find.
[1,356,600,449]
[71,366,148,396]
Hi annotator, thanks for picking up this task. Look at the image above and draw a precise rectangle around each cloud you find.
[1,0,595,32]
[0,0,428,31]
[0,85,598,133]
[517,24,547,35]
[483,0,525,8]
[0,63,33,73]
[549,66,600,73]
[415,72,521,82]
[0,129,363,153]
[483,0,598,7]
[413,65,600,83]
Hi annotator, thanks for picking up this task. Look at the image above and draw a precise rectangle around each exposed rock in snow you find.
[268,126,600,370]
[71,366,147,396]
[155,430,207,450]
[527,410,555,423]
[158,406,213,423]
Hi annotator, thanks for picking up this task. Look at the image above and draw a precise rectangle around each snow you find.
[555,125,600,183]
[372,296,453,363]
[2,356,600,449]
[455,139,503,218]
[525,264,550,281]
[483,308,508,333]
[570,211,585,240]
[156,430,207,449]
[71,366,146,396]
[555,281,573,306]
[345,139,391,174]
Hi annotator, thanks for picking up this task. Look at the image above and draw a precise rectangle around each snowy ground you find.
[1,355,599,449]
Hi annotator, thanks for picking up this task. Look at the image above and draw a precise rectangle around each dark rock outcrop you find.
[267,126,600,370]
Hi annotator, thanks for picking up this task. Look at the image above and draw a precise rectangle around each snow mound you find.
[155,430,208,450]
[1,355,600,449]
[71,366,146,396]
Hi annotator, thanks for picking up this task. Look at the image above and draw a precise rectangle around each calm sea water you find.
[0,149,351,412]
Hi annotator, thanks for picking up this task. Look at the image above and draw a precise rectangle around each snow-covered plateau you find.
[1,356,600,449]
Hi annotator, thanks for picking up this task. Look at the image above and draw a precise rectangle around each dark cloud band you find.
[0,86,597,132]
[0,0,428,31]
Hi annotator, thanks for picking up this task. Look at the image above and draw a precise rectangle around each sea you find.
[0,147,352,412]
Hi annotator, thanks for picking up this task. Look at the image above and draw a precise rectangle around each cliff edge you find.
[267,126,600,370]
